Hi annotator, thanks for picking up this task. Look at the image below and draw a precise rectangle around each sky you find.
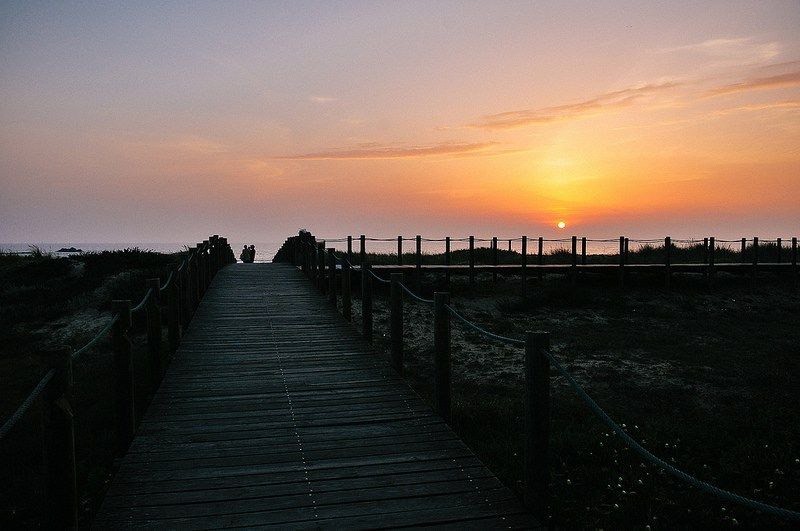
[1,0,799,244]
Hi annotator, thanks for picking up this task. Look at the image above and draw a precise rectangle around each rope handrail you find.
[445,304,524,346]
[368,269,391,284]
[159,271,175,293]
[130,287,154,314]
[0,369,56,439]
[71,315,119,362]
[544,349,800,521]
[440,300,799,521]
[397,282,434,305]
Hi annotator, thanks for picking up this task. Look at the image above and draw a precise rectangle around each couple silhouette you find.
[240,245,256,263]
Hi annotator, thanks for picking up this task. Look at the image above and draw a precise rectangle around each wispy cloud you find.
[275,142,502,160]
[655,37,781,64]
[705,70,800,97]
[309,95,337,103]
[712,100,800,116]
[469,82,679,130]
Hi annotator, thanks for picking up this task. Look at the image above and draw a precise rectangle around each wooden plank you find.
[94,263,535,528]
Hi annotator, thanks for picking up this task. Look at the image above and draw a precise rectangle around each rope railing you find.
[288,229,799,521]
[0,234,236,527]
[398,281,434,305]
[0,369,56,439]
[71,314,119,362]
[130,287,154,313]
[443,303,800,521]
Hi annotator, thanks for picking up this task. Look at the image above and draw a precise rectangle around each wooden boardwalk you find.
[95,263,537,529]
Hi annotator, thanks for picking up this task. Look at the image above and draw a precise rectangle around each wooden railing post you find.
[665,236,672,289]
[327,248,337,305]
[342,259,352,321]
[41,346,78,529]
[492,236,498,282]
[112,300,135,454]
[362,263,373,342]
[146,279,163,385]
[360,234,366,265]
[317,242,326,293]
[708,237,716,286]
[415,235,422,292]
[433,292,451,422]
[397,236,403,266]
[468,236,475,289]
[752,236,759,283]
[203,240,211,288]
[521,236,528,297]
[703,237,709,266]
[191,248,201,308]
[524,331,550,513]
[741,237,747,263]
[537,237,544,280]
[347,236,353,264]
[618,236,625,289]
[181,259,192,327]
[445,236,451,287]
[570,235,577,286]
[168,268,181,351]
[390,273,404,376]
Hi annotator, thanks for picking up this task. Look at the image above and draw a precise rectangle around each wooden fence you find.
[0,235,235,528]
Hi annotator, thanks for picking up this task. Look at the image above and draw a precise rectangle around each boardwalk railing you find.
[281,230,799,522]
[0,235,235,528]
[275,232,799,294]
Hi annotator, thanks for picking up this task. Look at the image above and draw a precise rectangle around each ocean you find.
[0,242,283,263]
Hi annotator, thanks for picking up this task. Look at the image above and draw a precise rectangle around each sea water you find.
[0,242,283,263]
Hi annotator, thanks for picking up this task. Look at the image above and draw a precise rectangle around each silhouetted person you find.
[249,245,256,263]
[240,245,250,263]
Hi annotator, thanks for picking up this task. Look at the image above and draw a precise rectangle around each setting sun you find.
[557,221,567,229]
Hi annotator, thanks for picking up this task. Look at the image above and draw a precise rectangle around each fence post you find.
[362,263,373,342]
[570,235,577,286]
[168,268,181,351]
[360,234,366,265]
[112,300,135,454]
[390,273,404,376]
[347,235,353,264]
[415,235,422,292]
[397,236,403,266]
[708,237,716,287]
[146,279,163,385]
[445,236,451,287]
[752,237,759,283]
[521,236,528,297]
[665,237,671,289]
[469,236,475,289]
[317,242,326,293]
[537,237,544,280]
[618,236,625,289]
[433,292,451,422]
[41,346,78,529]
[741,237,747,263]
[327,248,337,306]
[524,331,550,513]
[492,236,498,283]
[342,260,352,321]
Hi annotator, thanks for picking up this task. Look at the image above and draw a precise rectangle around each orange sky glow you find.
[1,2,798,244]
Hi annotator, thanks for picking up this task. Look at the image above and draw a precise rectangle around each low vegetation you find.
[0,248,183,527]
[342,249,799,528]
